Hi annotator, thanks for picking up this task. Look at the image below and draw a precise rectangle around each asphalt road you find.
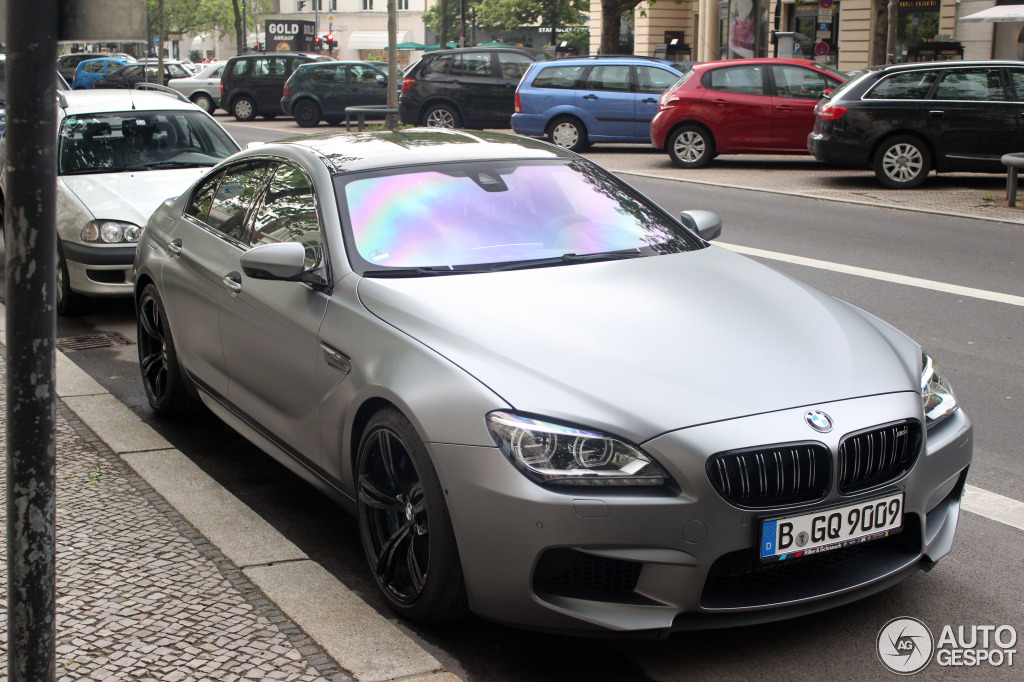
[15,118,1024,681]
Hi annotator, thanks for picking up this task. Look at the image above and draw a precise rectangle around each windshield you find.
[59,110,239,175]
[338,159,699,274]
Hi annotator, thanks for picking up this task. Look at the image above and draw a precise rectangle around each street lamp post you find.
[242,0,248,53]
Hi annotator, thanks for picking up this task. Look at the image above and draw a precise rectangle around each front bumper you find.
[429,392,972,635]
[62,241,136,298]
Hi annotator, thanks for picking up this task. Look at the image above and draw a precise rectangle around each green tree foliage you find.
[476,0,587,46]
[600,0,680,54]
[422,0,479,44]
[147,0,270,55]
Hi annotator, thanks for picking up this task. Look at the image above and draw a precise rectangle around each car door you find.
[454,52,505,126]
[634,65,682,137]
[162,161,274,398]
[576,64,636,139]
[927,66,1020,170]
[769,64,839,150]
[700,64,773,150]
[218,162,331,464]
[312,64,346,116]
[347,63,388,109]
[252,56,293,113]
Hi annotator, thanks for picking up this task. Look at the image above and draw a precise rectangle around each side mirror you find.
[240,242,307,280]
[679,210,722,241]
[377,75,387,85]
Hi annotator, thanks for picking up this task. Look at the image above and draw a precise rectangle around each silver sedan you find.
[134,130,972,635]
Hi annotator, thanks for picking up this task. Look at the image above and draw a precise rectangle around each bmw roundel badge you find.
[804,410,833,433]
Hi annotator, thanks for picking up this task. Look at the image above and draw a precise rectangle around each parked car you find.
[71,57,128,90]
[221,52,332,121]
[0,89,240,315]
[168,61,226,113]
[93,61,193,90]
[512,55,692,151]
[58,52,111,82]
[398,47,551,129]
[134,129,971,635]
[808,60,1024,188]
[281,60,389,127]
[650,58,845,168]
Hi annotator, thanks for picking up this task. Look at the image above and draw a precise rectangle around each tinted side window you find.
[452,53,493,78]
[636,66,680,94]
[230,59,249,77]
[186,171,224,223]
[350,64,382,84]
[865,71,938,100]
[1009,69,1024,102]
[253,57,289,77]
[168,64,189,79]
[531,65,585,89]
[123,66,143,78]
[933,68,1005,101]
[249,165,322,269]
[82,61,105,74]
[584,65,632,92]
[771,65,832,99]
[206,162,274,241]
[423,54,454,77]
[497,53,533,80]
[311,65,342,83]
[705,66,764,95]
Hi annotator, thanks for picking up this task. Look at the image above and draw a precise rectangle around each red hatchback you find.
[651,58,845,168]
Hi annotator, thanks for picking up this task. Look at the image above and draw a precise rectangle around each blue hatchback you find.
[512,56,691,151]
[72,57,128,90]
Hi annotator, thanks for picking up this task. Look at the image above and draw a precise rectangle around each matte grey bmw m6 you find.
[134,129,972,635]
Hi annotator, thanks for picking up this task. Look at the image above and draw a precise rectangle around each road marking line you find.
[718,242,1024,307]
[962,485,1024,532]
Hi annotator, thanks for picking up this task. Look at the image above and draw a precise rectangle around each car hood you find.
[61,168,210,225]
[356,247,921,443]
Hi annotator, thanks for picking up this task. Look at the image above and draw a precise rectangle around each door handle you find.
[167,239,182,256]
[222,273,242,295]
[583,93,598,100]
[642,97,658,104]
[775,105,793,111]
[711,98,730,106]
[929,110,945,117]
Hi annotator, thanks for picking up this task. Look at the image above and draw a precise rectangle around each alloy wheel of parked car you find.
[137,283,195,417]
[356,407,468,623]
[668,125,713,169]
[548,117,588,152]
[56,246,86,316]
[293,99,321,128]
[874,136,931,189]
[423,104,460,129]
[232,96,257,122]
[191,93,215,114]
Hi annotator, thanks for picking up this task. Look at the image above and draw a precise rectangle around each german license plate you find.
[760,492,903,562]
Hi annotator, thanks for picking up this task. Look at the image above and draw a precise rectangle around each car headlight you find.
[487,411,669,487]
[921,352,958,428]
[81,220,143,244]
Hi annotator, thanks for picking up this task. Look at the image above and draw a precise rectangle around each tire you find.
[548,116,589,152]
[356,407,468,624]
[137,283,196,418]
[667,125,713,169]
[873,135,931,189]
[56,245,87,317]
[232,96,257,122]
[293,99,321,128]
[422,103,460,129]
[191,92,215,113]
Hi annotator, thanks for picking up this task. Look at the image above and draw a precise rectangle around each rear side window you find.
[423,54,454,76]
[705,66,764,95]
[531,65,585,89]
[311,65,344,84]
[932,68,1005,101]
[865,71,938,100]
[452,53,493,78]
[584,65,632,92]
[230,59,249,77]
[1009,69,1024,101]
[498,53,533,80]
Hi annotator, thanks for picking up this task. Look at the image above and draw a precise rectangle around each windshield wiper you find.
[488,249,643,272]
[137,161,215,169]
[362,266,482,278]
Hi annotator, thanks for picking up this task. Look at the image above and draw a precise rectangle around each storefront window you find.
[897,0,940,61]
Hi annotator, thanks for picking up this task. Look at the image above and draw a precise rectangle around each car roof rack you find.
[551,54,667,62]
[134,82,191,104]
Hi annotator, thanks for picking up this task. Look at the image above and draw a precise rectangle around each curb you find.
[1,304,459,682]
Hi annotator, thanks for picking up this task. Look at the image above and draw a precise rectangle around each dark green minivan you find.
[281,61,390,127]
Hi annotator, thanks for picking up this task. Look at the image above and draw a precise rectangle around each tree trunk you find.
[232,0,244,55]
[600,13,621,54]
[387,0,399,130]
[872,0,888,66]
[439,0,449,48]
[158,0,165,86]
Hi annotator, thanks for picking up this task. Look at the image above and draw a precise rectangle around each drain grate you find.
[56,331,134,352]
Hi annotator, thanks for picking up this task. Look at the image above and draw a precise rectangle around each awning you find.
[346,31,411,50]
[960,5,1024,22]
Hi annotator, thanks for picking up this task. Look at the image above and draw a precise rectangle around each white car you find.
[0,89,240,314]
[167,61,225,114]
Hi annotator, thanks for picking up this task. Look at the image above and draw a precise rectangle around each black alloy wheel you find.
[356,408,468,623]
[293,99,321,128]
[137,283,194,417]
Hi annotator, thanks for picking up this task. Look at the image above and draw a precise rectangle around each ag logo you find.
[877,617,934,675]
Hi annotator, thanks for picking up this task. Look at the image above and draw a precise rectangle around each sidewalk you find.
[0,306,459,681]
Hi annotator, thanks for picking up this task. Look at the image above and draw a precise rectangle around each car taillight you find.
[818,103,847,120]
[514,90,522,114]
[283,84,291,96]
[659,94,679,110]
[402,77,415,93]
[220,81,224,94]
